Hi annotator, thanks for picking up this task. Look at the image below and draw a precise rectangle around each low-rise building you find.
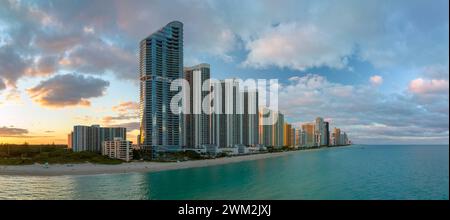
[102,138,133,162]
[236,144,249,154]
[219,147,239,156]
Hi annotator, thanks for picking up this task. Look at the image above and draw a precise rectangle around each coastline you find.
[0,149,321,177]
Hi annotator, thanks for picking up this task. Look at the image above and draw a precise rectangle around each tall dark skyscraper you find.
[243,90,259,146]
[324,121,330,146]
[139,21,183,157]
[184,63,211,148]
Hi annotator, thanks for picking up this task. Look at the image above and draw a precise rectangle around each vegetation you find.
[0,144,123,165]
[154,150,203,162]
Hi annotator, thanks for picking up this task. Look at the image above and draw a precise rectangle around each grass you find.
[0,144,123,165]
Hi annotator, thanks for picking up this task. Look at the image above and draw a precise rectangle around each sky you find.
[0,0,448,145]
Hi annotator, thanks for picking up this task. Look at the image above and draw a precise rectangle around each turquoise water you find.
[0,145,448,200]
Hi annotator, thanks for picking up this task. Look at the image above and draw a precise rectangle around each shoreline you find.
[0,149,323,177]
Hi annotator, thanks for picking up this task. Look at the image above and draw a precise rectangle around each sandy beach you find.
[0,150,303,176]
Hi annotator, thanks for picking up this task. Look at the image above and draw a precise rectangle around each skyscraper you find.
[139,21,183,157]
[332,127,341,146]
[71,125,126,152]
[290,127,296,147]
[283,122,292,147]
[243,90,259,146]
[211,79,243,148]
[302,123,315,147]
[184,63,211,148]
[259,108,284,148]
[315,117,326,146]
[324,121,330,146]
[295,128,301,147]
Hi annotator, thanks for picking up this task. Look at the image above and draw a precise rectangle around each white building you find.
[218,147,239,156]
[102,138,133,162]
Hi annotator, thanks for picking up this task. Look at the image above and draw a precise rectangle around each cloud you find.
[61,38,138,79]
[27,55,60,76]
[278,74,449,144]
[102,115,138,124]
[1,0,448,144]
[240,0,448,71]
[409,78,449,95]
[0,126,28,136]
[0,45,29,87]
[0,78,5,91]
[111,122,139,132]
[421,64,449,80]
[243,23,351,70]
[34,33,83,53]
[27,73,109,108]
[2,0,448,85]
[102,101,139,124]
[370,75,383,86]
[112,101,139,114]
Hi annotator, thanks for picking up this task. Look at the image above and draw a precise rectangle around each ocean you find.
[0,145,448,200]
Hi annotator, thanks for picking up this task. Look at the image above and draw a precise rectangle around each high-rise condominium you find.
[242,90,259,146]
[332,127,341,146]
[139,21,183,156]
[184,63,211,148]
[70,125,126,152]
[283,123,292,147]
[209,79,260,148]
[302,123,316,147]
[260,108,284,148]
[324,121,330,146]
[315,117,327,146]
[212,79,243,148]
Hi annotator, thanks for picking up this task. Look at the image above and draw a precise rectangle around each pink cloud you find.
[409,78,449,95]
[370,75,383,86]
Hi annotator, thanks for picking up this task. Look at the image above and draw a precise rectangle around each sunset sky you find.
[0,0,448,145]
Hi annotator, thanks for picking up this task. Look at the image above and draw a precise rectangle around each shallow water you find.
[0,145,448,200]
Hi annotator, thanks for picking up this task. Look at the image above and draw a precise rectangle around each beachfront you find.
[0,150,305,176]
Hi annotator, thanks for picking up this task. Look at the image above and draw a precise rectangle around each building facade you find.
[324,121,330,146]
[102,138,133,162]
[302,123,316,147]
[315,117,327,146]
[71,125,126,152]
[68,132,73,149]
[184,63,211,148]
[332,127,341,146]
[283,123,293,147]
[242,90,259,146]
[259,108,284,148]
[139,21,183,156]
[211,79,244,148]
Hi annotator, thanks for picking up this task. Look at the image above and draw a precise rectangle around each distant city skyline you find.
[0,0,448,145]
